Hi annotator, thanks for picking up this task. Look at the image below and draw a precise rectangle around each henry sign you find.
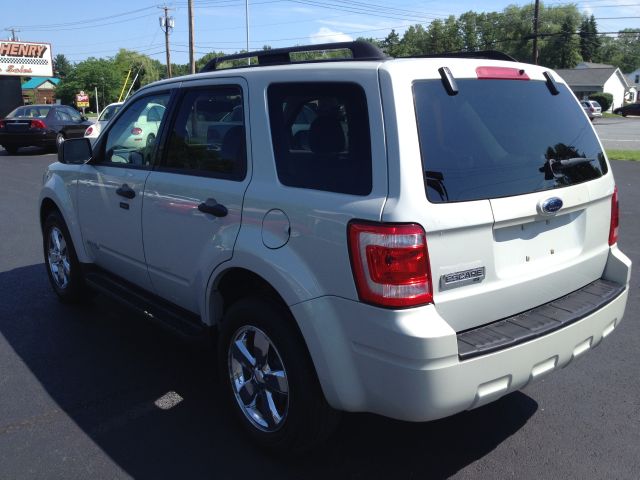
[0,41,53,77]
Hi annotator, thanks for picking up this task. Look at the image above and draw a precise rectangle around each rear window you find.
[413,79,607,203]
[9,106,51,118]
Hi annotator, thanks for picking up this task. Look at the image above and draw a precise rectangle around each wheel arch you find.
[39,180,90,264]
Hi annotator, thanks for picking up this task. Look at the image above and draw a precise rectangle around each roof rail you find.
[200,41,388,72]
[411,50,517,62]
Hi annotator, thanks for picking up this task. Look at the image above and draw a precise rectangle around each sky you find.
[2,0,639,66]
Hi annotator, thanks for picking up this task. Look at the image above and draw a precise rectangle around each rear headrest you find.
[221,125,246,162]
[309,116,345,154]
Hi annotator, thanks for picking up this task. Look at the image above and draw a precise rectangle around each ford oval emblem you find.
[538,197,563,215]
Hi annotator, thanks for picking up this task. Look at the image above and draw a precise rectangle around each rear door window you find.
[268,82,372,196]
[413,79,607,203]
[160,86,246,180]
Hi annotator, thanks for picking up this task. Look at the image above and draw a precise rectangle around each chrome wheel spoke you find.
[52,229,62,253]
[252,329,270,366]
[238,379,258,405]
[258,390,282,429]
[263,370,288,394]
[231,338,256,370]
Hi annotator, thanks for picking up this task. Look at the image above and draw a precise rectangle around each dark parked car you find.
[613,103,640,117]
[0,104,92,154]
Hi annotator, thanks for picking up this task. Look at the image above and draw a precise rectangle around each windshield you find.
[8,106,51,119]
[98,104,122,122]
[413,79,607,203]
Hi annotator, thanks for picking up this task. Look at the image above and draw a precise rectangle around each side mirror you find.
[59,137,92,164]
[81,114,88,121]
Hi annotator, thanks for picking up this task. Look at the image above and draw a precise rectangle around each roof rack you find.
[412,50,517,62]
[200,41,388,72]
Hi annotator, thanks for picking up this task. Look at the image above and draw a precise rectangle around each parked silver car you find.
[581,99,602,120]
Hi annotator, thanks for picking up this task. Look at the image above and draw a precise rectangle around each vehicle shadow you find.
[0,146,52,156]
[0,264,538,479]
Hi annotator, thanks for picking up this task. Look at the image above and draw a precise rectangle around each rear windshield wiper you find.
[540,157,596,179]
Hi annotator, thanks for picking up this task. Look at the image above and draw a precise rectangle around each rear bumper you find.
[293,246,631,422]
[0,131,56,147]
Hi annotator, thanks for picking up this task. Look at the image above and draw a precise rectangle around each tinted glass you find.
[102,93,170,167]
[268,82,372,195]
[413,80,607,203]
[9,106,51,118]
[162,87,246,180]
[64,107,82,122]
[55,110,72,122]
[99,104,121,122]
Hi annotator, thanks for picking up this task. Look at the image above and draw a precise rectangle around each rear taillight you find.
[590,107,595,112]
[609,186,619,246]
[348,222,432,308]
[30,119,47,129]
[0,120,5,129]
[131,127,142,135]
[85,126,94,136]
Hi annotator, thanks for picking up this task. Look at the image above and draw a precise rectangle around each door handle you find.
[116,184,136,199]
[198,198,228,217]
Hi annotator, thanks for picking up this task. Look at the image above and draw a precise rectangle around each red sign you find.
[76,93,89,108]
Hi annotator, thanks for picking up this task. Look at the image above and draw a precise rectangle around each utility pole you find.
[159,6,174,78]
[245,0,250,65]
[532,0,540,65]
[188,0,195,74]
[5,28,20,41]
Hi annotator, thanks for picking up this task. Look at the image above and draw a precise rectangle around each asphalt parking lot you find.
[0,149,638,479]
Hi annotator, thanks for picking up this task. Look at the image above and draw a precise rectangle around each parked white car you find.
[84,102,123,140]
[40,42,631,452]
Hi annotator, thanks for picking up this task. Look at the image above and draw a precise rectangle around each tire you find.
[218,296,340,452]
[3,145,18,155]
[43,210,87,303]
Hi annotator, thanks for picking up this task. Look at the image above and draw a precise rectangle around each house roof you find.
[21,77,61,90]
[575,62,615,69]
[555,67,621,88]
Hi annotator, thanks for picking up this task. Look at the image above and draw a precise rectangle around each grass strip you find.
[606,150,640,161]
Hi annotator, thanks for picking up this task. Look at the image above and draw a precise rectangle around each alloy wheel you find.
[47,226,70,289]
[228,325,290,432]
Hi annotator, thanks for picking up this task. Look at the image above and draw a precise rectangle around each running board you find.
[84,267,207,338]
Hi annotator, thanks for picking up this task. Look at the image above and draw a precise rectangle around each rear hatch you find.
[383,60,614,332]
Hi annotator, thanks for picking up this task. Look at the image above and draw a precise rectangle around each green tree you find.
[579,15,600,62]
[53,54,72,78]
[543,16,582,68]
[112,49,162,88]
[459,11,479,51]
[56,57,120,108]
[379,29,405,57]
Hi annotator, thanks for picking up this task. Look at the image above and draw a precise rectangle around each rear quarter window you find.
[267,82,372,196]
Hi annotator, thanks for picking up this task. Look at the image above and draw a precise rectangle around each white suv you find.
[39,42,631,452]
